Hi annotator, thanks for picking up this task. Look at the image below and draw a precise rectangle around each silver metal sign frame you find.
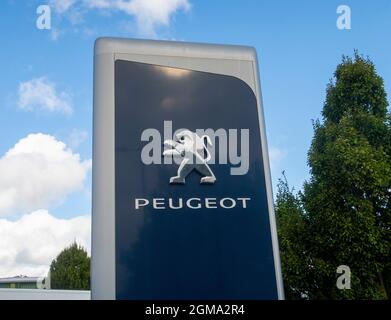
[92,37,284,300]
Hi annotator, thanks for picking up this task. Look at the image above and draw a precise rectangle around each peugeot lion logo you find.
[163,129,216,185]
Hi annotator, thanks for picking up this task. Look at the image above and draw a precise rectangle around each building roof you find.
[0,276,40,284]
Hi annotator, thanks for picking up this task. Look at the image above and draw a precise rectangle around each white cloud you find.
[83,0,112,9]
[0,210,90,277]
[0,134,91,216]
[68,129,88,150]
[97,0,191,36]
[50,0,191,36]
[50,0,77,13]
[18,77,72,115]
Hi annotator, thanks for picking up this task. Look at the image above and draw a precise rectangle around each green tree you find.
[301,52,391,299]
[50,242,90,290]
[275,173,310,299]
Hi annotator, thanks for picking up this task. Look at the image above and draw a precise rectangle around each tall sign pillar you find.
[92,37,284,300]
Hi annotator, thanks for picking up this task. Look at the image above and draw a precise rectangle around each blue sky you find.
[0,0,390,276]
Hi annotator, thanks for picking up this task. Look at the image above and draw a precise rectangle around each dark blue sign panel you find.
[114,60,279,299]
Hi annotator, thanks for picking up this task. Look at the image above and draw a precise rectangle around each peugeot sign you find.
[92,37,284,300]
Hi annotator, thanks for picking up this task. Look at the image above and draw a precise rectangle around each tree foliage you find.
[50,242,90,290]
[276,52,391,299]
[275,173,309,299]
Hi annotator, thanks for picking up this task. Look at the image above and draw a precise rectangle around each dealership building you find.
[0,276,40,289]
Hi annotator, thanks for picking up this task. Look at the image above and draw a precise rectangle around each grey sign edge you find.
[91,37,285,300]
